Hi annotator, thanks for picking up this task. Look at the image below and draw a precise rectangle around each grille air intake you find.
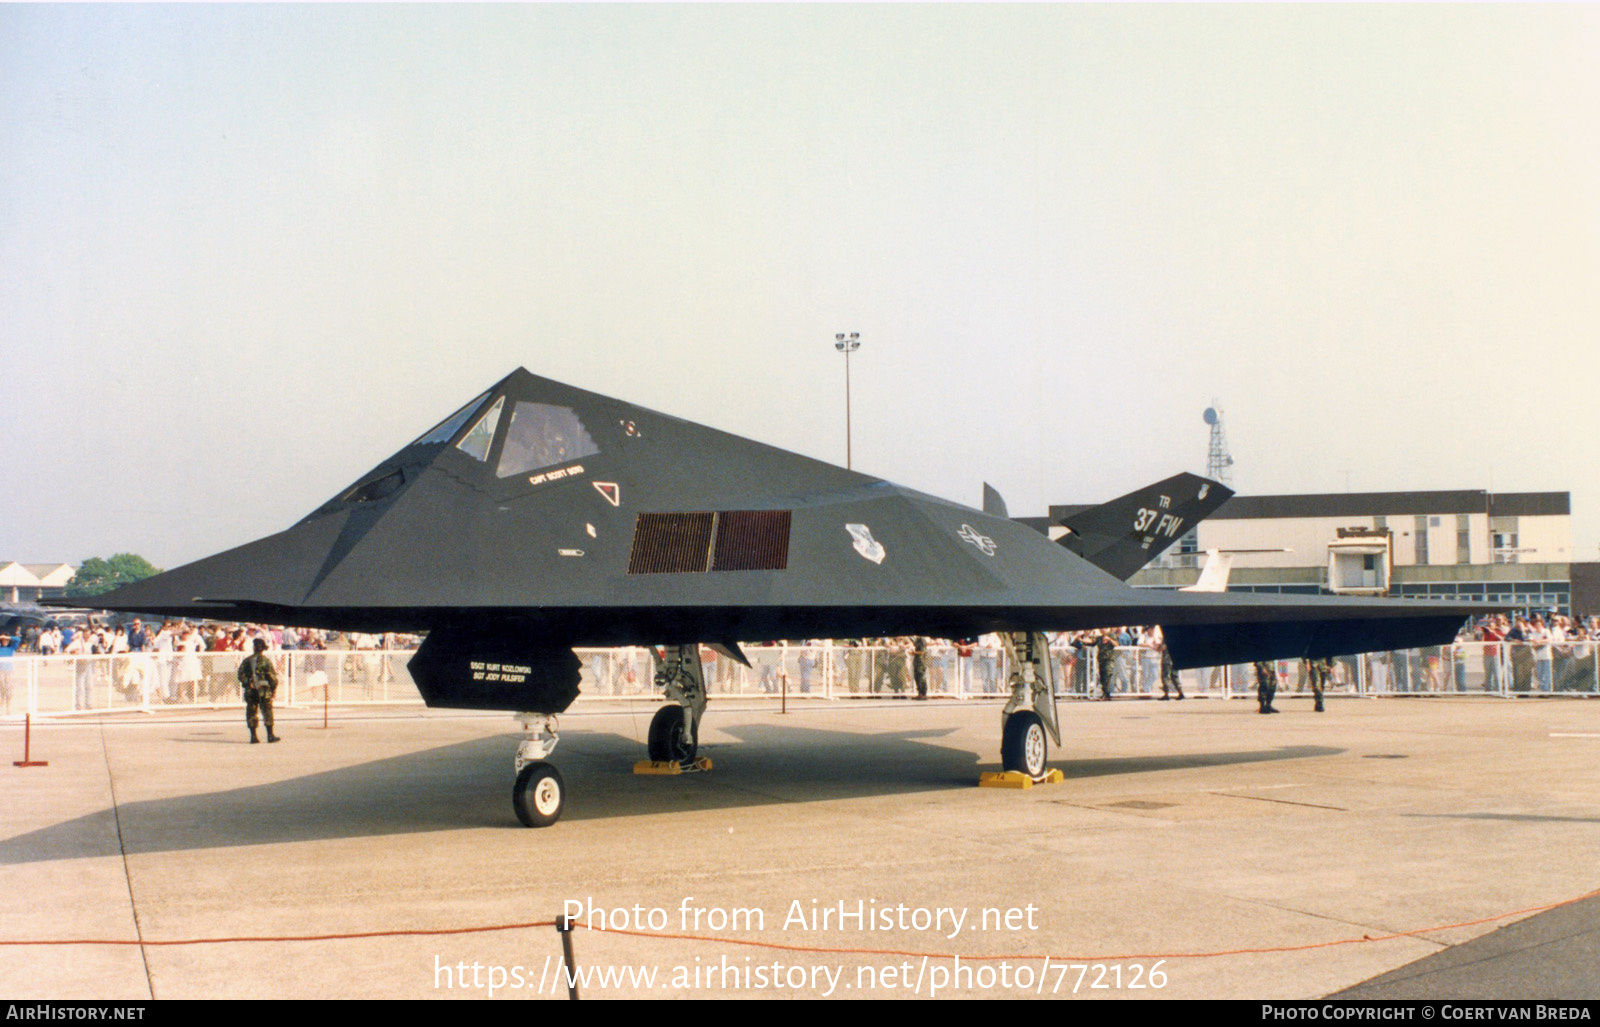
[626,512,715,574]
[712,510,791,571]
[628,510,791,574]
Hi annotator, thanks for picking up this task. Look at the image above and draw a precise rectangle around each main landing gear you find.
[988,631,1064,786]
[512,713,565,827]
[646,644,709,768]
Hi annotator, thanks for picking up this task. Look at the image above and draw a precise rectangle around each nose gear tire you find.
[513,762,565,827]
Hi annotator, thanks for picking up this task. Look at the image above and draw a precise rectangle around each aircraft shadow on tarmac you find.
[1406,812,1600,825]
[1334,891,1600,1000]
[0,725,1341,863]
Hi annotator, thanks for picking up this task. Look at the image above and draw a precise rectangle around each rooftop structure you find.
[0,562,74,603]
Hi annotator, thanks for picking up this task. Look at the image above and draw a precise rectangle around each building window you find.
[1491,515,1520,564]
[1457,514,1471,564]
[1415,515,1429,565]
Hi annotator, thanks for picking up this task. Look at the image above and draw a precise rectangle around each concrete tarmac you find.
[1334,890,1600,1000]
[2,694,1598,1000]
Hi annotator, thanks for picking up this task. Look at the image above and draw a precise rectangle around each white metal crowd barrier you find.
[1,642,1596,719]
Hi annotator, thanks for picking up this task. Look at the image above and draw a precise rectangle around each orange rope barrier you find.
[0,920,557,947]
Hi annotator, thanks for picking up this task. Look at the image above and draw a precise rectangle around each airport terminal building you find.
[1035,490,1596,616]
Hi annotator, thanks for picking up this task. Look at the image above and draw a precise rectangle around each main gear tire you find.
[513,762,565,828]
[1001,710,1049,779]
[647,705,698,764]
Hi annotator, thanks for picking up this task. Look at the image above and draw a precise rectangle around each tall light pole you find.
[834,332,860,469]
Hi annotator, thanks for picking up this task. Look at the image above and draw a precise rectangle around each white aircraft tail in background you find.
[1180,549,1291,593]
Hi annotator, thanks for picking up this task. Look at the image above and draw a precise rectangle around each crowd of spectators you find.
[707,618,1600,698]
[4,614,1597,713]
[0,619,422,712]
[6,615,1593,662]
[8,618,420,657]
[1459,613,1600,646]
[1458,613,1600,693]
[724,628,1177,697]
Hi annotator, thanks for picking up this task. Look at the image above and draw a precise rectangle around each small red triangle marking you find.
[593,482,620,507]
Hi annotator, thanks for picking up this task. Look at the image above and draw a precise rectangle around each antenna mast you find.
[1204,404,1234,487]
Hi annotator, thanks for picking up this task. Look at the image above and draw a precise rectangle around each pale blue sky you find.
[4,5,1598,569]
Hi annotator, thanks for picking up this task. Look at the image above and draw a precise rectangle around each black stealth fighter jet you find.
[79,369,1480,825]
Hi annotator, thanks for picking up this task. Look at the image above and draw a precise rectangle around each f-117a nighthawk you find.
[76,369,1481,825]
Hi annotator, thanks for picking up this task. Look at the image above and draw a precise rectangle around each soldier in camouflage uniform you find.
[1095,631,1118,701]
[911,636,929,700]
[1303,656,1331,712]
[1160,647,1184,699]
[1154,627,1184,700]
[1254,660,1279,714]
[237,638,281,743]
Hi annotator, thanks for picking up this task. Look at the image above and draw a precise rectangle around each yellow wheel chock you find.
[633,757,714,775]
[978,768,1064,789]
